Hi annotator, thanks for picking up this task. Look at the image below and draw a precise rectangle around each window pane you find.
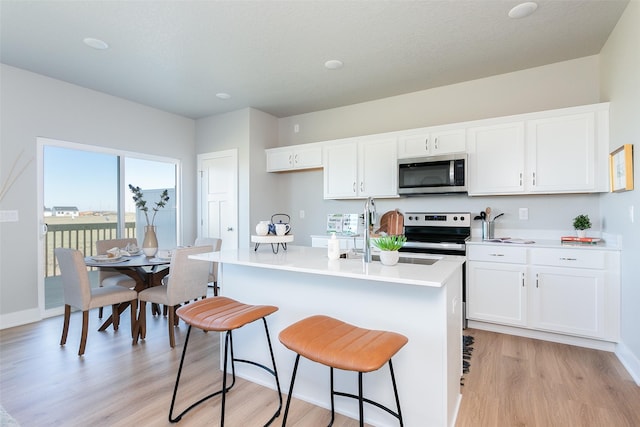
[43,146,119,310]
[124,158,177,251]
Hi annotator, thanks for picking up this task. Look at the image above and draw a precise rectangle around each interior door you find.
[198,149,238,250]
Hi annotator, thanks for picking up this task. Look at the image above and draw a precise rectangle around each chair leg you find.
[358,372,364,427]
[112,304,120,330]
[60,304,71,346]
[139,301,147,340]
[130,299,138,340]
[168,306,176,348]
[98,306,103,319]
[329,367,335,427]
[79,310,89,356]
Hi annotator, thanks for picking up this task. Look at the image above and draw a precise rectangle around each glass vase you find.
[142,225,158,257]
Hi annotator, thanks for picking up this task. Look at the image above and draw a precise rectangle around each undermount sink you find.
[371,255,440,265]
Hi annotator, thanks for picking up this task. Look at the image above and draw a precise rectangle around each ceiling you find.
[0,0,629,119]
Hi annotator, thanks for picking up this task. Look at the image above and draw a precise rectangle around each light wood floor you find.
[1,310,638,426]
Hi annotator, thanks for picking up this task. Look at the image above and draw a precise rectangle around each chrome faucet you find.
[363,197,377,263]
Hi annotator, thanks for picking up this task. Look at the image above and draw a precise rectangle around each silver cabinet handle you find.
[522,272,525,287]
[227,227,233,231]
[559,257,577,261]
[536,273,539,288]
[489,253,505,257]
[294,154,299,164]
[353,182,356,193]
[425,137,429,152]
[434,137,439,150]
[519,172,523,186]
[288,154,293,166]
[360,181,364,192]
[532,171,536,186]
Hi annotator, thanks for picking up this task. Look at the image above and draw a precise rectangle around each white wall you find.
[272,57,604,246]
[0,64,196,325]
[599,0,640,383]
[195,107,280,249]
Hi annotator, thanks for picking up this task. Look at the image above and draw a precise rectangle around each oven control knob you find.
[453,216,458,221]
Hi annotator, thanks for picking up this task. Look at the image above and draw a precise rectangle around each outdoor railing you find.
[45,222,136,277]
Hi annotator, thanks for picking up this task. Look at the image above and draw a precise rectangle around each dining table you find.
[84,253,171,331]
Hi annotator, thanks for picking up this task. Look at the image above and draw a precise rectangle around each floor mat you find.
[460,335,474,386]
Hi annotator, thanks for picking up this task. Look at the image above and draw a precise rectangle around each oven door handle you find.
[403,241,466,251]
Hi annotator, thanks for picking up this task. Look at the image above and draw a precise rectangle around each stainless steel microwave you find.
[398,153,467,195]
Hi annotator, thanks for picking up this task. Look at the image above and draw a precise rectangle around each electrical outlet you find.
[630,205,635,223]
[294,124,300,133]
[519,208,529,220]
[299,210,305,219]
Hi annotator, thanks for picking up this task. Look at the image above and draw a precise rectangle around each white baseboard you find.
[0,308,41,330]
[615,341,640,386]
[467,320,617,352]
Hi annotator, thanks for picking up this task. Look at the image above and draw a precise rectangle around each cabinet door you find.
[467,122,525,195]
[531,267,605,338]
[266,148,294,171]
[323,139,359,199]
[467,261,527,326]
[358,136,398,197]
[527,113,596,193]
[293,146,322,169]
[398,132,431,158]
[431,129,466,156]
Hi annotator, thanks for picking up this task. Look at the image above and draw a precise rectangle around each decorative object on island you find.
[610,144,634,192]
[572,214,592,238]
[372,235,407,266]
[129,184,170,257]
[255,220,270,236]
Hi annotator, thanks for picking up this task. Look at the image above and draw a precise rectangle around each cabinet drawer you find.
[467,245,527,264]
[530,248,605,269]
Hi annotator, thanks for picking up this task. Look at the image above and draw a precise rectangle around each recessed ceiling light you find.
[324,60,343,70]
[83,37,109,50]
[216,93,231,100]
[508,2,538,19]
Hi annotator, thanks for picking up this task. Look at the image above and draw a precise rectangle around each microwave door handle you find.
[449,160,455,184]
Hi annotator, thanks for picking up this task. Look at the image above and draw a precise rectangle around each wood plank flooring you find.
[1,310,638,426]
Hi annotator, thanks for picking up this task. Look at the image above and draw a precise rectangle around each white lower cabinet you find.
[467,244,620,342]
[467,245,528,327]
[467,261,527,326]
[530,266,606,338]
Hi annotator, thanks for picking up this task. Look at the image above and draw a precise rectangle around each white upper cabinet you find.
[323,135,398,199]
[397,127,466,159]
[467,103,609,195]
[266,143,323,172]
[468,121,526,194]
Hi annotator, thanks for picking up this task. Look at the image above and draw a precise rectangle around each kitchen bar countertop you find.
[191,245,465,288]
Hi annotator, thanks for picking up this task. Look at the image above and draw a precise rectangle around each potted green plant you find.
[372,235,407,266]
[572,214,592,238]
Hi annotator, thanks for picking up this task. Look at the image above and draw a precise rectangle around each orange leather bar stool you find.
[279,315,408,427]
[169,297,282,426]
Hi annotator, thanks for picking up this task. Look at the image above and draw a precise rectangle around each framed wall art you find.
[609,144,634,192]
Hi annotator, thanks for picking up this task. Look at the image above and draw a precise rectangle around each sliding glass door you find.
[40,138,178,316]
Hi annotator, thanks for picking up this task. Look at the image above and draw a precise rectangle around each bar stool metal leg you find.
[169,317,282,426]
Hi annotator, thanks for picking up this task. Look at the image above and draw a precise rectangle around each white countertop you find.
[467,236,621,251]
[191,245,465,288]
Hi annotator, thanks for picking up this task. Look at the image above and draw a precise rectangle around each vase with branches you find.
[129,184,169,256]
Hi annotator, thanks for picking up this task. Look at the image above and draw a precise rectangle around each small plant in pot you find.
[572,214,592,238]
[372,235,407,266]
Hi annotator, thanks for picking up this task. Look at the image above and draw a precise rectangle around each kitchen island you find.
[192,246,464,427]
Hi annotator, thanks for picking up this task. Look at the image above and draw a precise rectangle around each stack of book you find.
[560,236,603,245]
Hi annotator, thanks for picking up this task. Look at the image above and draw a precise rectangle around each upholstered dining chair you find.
[95,238,138,318]
[55,247,138,356]
[135,245,212,348]
[194,237,222,295]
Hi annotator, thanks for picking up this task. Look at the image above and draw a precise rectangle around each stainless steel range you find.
[401,212,471,256]
[401,212,471,328]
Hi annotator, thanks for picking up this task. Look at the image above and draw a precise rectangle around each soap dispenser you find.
[327,232,340,260]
